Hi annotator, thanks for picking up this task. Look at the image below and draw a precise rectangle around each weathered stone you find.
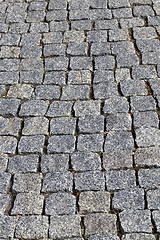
[75,171,105,191]
[79,191,110,214]
[61,85,90,100]
[0,153,8,172]
[13,173,42,193]
[19,100,49,117]
[7,84,33,99]
[147,189,160,210]
[106,113,132,131]
[112,188,144,211]
[45,193,76,215]
[120,80,147,96]
[134,111,159,128]
[71,151,101,171]
[135,127,160,147]
[46,101,72,117]
[106,170,136,191]
[0,59,20,72]
[117,53,139,68]
[50,117,76,135]
[48,135,75,153]
[130,96,156,112]
[41,154,69,173]
[93,70,114,84]
[94,83,118,99]
[103,150,133,170]
[74,100,101,116]
[20,70,43,85]
[42,171,73,193]
[63,30,85,43]
[8,155,39,174]
[22,117,49,135]
[68,70,91,85]
[9,23,29,34]
[84,213,117,236]
[18,135,45,154]
[49,215,81,238]
[48,0,67,10]
[86,30,107,43]
[0,136,17,154]
[90,0,108,9]
[11,192,44,215]
[115,68,131,82]
[0,117,21,137]
[20,45,42,58]
[138,168,160,189]
[0,216,18,238]
[0,46,20,58]
[103,97,129,114]
[91,42,111,55]
[0,194,11,215]
[133,27,157,39]
[77,134,104,152]
[0,172,11,194]
[15,216,48,239]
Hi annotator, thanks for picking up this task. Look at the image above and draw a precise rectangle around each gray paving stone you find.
[93,70,114,83]
[20,70,43,85]
[13,173,42,193]
[153,211,160,232]
[9,23,29,34]
[103,96,129,114]
[0,153,8,172]
[116,53,139,68]
[89,9,112,20]
[34,85,60,100]
[6,3,28,12]
[149,78,160,95]
[22,117,49,135]
[109,29,129,42]
[48,0,67,10]
[46,101,72,117]
[63,30,85,43]
[15,215,48,239]
[111,41,135,55]
[157,95,160,107]
[133,6,154,17]
[0,59,20,71]
[74,100,101,116]
[103,150,132,171]
[86,30,107,43]
[133,27,157,39]
[0,72,19,85]
[44,71,66,85]
[69,9,89,20]
[134,111,159,128]
[45,57,68,71]
[84,213,117,236]
[41,154,69,173]
[49,215,81,238]
[71,20,91,30]
[71,151,101,171]
[0,216,18,238]
[0,98,20,116]
[68,42,88,57]
[30,22,49,32]
[91,42,111,56]
[142,51,160,65]
[112,188,144,211]
[0,13,6,22]
[158,65,160,77]
[0,117,21,137]
[0,172,11,194]
[44,44,66,57]
[95,56,115,70]
[79,191,110,214]
[61,85,90,100]
[119,210,152,233]
[130,96,156,112]
[138,168,160,189]
[8,155,39,174]
[20,58,43,71]
[115,68,131,82]
[42,32,62,44]
[104,131,134,151]
[120,80,147,96]
[20,33,41,46]
[50,117,76,135]
[48,135,75,153]
[148,16,160,26]
[19,100,49,117]
[122,233,156,240]
[106,113,132,131]
[0,86,6,96]
[0,3,7,13]
[18,135,45,154]
[7,84,33,99]
[29,1,47,10]
[0,46,20,58]
[120,18,144,29]
[69,0,90,9]
[0,194,11,215]
[153,0,160,15]
[147,189,160,210]
[108,0,130,8]
[20,45,42,59]
[0,34,20,46]
[129,0,152,4]
[70,57,92,70]
[89,234,120,240]
[26,10,45,22]
[135,147,160,168]
[132,65,157,79]
[75,171,105,191]
[94,83,118,99]
[136,127,160,147]
[113,8,132,19]
[77,134,104,152]
[0,136,17,154]
[68,70,91,85]
[90,0,107,8]
[11,192,44,215]
[42,171,73,193]
[45,192,76,215]
[106,170,136,191]
[78,115,104,134]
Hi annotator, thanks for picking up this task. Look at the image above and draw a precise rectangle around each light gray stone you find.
[136,127,160,147]
[116,53,139,68]
[44,44,65,57]
[0,117,21,137]
[77,134,104,152]
[7,84,33,99]
[46,101,72,117]
[71,20,91,30]
[122,233,156,240]
[48,0,67,10]
[13,173,42,193]
[149,78,160,95]
[90,0,108,9]
[68,70,91,85]
[133,27,157,39]
[63,30,85,43]
[0,34,20,46]
[50,117,76,135]
[113,8,132,19]
[46,10,67,22]
[74,100,101,116]
[20,58,43,71]
[106,113,132,131]
[0,172,11,194]
[45,57,68,71]
[79,191,110,214]
[70,57,92,70]
[48,135,75,153]
[0,46,20,58]
[8,155,39,174]
[134,111,159,128]
[133,6,154,17]
[138,168,160,189]
[41,154,69,173]
[115,68,131,82]
[136,39,160,53]
[147,189,160,210]
[67,42,88,56]
[61,85,90,100]
[108,0,130,8]
[120,80,147,96]
[0,194,11,215]
[103,97,129,114]
[89,9,112,20]
[109,29,129,41]
[0,153,8,172]
[93,70,114,84]
[132,65,157,79]
[42,171,73,193]
[94,83,118,99]
[71,151,101,172]
[0,216,18,238]
[44,71,66,85]
[91,42,111,55]
[89,234,120,240]
[20,33,41,46]
[50,21,68,31]
[78,115,104,133]
[18,135,45,154]
[120,18,144,29]
[86,30,107,43]
[95,56,115,70]
[131,96,156,112]
[30,22,49,33]
[0,59,20,72]
[11,192,44,215]
[20,70,43,85]
[19,100,49,117]
[45,193,76,215]
[20,45,42,58]
[95,19,118,30]
[26,10,45,22]
[0,72,19,85]
[42,32,62,44]
[0,136,17,154]
[152,211,160,232]
[22,117,49,135]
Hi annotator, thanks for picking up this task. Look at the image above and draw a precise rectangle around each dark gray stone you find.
[71,20,91,30]
[95,19,118,30]
[120,80,147,96]
[19,100,49,117]
[91,43,111,56]
[48,135,75,153]
[113,8,132,18]
[77,134,104,152]
[93,70,114,83]
[45,57,68,71]
[67,42,88,56]
[26,10,45,22]
[0,59,20,72]
[50,117,76,135]
[0,172,11,194]
[33,85,60,100]
[44,44,66,57]
[152,211,160,232]
[48,0,67,10]
[90,0,107,8]
[89,9,112,20]
[20,58,43,71]
[46,101,72,117]
[18,135,45,154]
[69,0,90,9]
[70,57,92,70]
[95,56,115,70]
[86,30,107,43]
[94,82,118,99]
[69,9,89,20]
[138,168,160,189]
[78,115,104,133]
[116,53,139,68]
[50,21,68,32]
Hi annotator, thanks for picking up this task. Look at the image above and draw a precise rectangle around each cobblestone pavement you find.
[0,0,160,239]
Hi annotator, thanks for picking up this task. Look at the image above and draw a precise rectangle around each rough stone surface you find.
[0,216,18,238]
[135,127,160,147]
[22,117,49,135]
[122,234,156,240]
[18,135,45,154]
[138,168,160,189]
[0,193,11,215]
[147,189,160,210]
[77,134,104,152]
[47,135,76,153]
[78,115,104,133]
